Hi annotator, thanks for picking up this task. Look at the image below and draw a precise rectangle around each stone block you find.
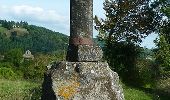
[67,45,103,62]
[42,61,124,100]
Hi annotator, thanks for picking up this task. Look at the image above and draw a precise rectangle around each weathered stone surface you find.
[42,61,124,100]
[42,0,124,99]
[67,45,103,62]
[70,0,93,44]
[67,0,95,62]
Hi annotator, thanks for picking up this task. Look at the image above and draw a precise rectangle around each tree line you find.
[0,20,68,54]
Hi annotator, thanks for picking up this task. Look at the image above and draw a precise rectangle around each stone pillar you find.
[67,0,103,62]
[70,0,93,45]
[42,0,124,100]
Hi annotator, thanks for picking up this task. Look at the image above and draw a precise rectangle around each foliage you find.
[103,42,138,74]
[154,34,170,78]
[0,67,18,80]
[20,54,64,80]
[0,52,65,81]
[0,20,68,54]
[94,0,165,44]
[0,20,68,80]
[0,32,10,53]
[0,20,28,30]
[0,27,7,33]
[23,25,68,53]
[136,59,158,87]
[152,2,170,98]
[101,41,159,87]
[156,78,170,95]
[4,48,23,67]
[94,0,169,87]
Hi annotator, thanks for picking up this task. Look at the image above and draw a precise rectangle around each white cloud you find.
[0,5,69,35]
[12,5,68,23]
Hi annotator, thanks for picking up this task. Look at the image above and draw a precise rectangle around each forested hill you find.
[0,20,69,54]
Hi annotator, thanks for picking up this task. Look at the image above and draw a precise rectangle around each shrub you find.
[20,59,46,80]
[0,67,18,80]
[136,59,158,87]
[0,62,14,68]
[156,78,170,94]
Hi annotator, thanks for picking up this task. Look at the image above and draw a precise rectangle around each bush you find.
[0,62,14,68]
[136,59,158,87]
[20,59,46,80]
[156,78,170,94]
[0,67,18,80]
[104,42,142,86]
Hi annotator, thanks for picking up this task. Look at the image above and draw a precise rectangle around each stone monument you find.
[42,0,124,100]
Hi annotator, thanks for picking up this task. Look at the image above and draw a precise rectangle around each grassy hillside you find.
[0,20,69,81]
[0,20,69,54]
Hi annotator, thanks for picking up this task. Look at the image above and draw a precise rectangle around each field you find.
[0,79,41,100]
[0,79,159,100]
[124,87,153,100]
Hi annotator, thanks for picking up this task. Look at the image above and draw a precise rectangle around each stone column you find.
[70,0,93,45]
[67,0,103,62]
[42,0,124,100]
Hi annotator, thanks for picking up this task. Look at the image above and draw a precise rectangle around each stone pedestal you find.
[42,0,124,99]
[67,45,103,62]
[42,61,124,100]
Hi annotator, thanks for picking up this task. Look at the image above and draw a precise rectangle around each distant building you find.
[23,50,34,60]
[12,25,16,28]
[12,24,20,28]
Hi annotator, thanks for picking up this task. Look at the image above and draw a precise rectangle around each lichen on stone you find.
[58,81,80,100]
[42,61,124,100]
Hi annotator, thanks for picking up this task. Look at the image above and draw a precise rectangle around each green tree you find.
[155,34,170,77]
[154,1,170,78]
[94,0,167,85]
[95,0,164,43]
[103,41,142,86]
[4,48,23,67]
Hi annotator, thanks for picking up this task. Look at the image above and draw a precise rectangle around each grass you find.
[0,79,169,100]
[123,84,170,100]
[124,86,153,100]
[0,79,41,100]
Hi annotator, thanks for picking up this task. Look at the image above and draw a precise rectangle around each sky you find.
[0,0,156,48]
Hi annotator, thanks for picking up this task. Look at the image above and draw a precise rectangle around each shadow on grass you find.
[131,86,170,100]
[29,86,42,100]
